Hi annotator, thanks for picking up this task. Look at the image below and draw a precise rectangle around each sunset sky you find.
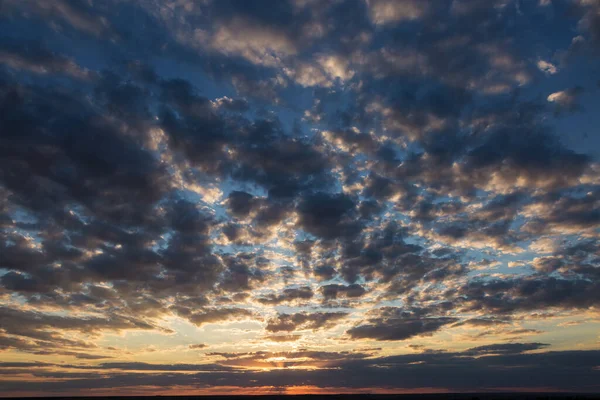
[1,0,600,396]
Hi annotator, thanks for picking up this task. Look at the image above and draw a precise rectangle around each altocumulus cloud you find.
[0,0,599,395]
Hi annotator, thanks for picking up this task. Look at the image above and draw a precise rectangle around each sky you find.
[0,0,599,396]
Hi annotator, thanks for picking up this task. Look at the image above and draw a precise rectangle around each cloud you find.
[256,286,314,305]
[320,283,367,300]
[264,334,302,342]
[548,86,586,114]
[265,312,348,332]
[0,0,599,394]
[347,307,457,341]
[0,305,161,358]
[3,0,112,37]
[464,342,550,355]
[2,347,600,393]
[297,192,363,240]
[454,276,600,314]
[0,41,93,79]
[209,18,297,67]
[537,59,558,75]
[171,307,253,327]
[366,0,431,25]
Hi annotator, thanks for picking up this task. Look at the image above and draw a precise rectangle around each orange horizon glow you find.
[0,385,583,398]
